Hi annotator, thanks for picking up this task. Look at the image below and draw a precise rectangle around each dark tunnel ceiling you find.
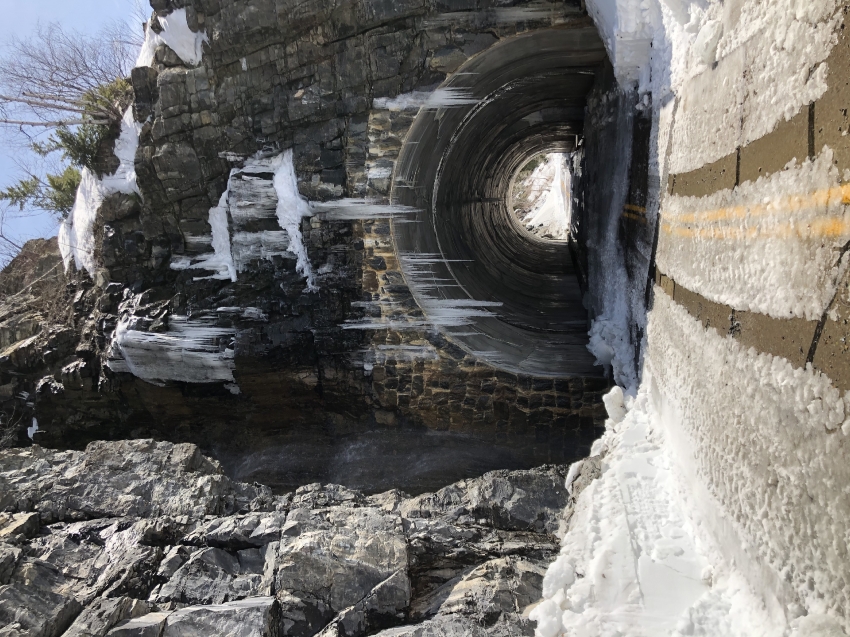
[392,27,608,377]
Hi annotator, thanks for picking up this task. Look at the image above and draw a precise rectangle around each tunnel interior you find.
[392,27,610,378]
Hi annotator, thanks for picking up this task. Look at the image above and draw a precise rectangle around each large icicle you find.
[271,150,317,292]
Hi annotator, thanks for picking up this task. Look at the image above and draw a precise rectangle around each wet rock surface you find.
[0,440,571,636]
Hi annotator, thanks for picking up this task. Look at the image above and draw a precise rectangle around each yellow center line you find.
[662,217,850,240]
[665,184,850,225]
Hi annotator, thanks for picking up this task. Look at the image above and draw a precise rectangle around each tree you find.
[0,21,140,223]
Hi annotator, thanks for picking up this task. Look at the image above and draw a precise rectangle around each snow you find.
[585,0,660,89]
[532,378,781,637]
[271,150,317,292]
[59,107,142,276]
[544,4,850,634]
[135,8,209,68]
[658,149,850,320]
[646,291,850,629]
[513,154,572,241]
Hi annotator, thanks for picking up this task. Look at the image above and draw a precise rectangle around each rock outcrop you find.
[0,439,572,637]
[0,0,610,496]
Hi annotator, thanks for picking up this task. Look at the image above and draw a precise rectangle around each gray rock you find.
[0,545,20,584]
[0,440,272,523]
[107,612,170,637]
[154,546,267,605]
[0,581,81,637]
[63,597,152,637]
[162,598,279,637]
[0,512,40,539]
[0,441,573,637]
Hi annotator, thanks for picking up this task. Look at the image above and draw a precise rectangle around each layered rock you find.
[0,439,573,637]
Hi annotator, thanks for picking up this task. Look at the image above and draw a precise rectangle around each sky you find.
[0,0,139,251]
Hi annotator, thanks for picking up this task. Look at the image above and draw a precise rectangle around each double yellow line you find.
[661,184,850,240]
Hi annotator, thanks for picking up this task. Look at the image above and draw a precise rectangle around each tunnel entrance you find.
[510,151,573,242]
[392,27,608,378]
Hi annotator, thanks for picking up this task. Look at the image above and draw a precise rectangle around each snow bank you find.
[271,150,317,292]
[532,381,779,637]
[659,148,850,320]
[59,107,142,276]
[646,290,850,631]
[135,8,209,68]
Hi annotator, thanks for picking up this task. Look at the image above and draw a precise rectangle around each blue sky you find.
[0,0,138,248]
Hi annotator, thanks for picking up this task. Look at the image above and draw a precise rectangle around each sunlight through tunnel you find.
[391,27,609,378]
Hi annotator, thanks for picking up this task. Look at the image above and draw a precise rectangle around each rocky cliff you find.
[0,0,614,494]
[0,439,600,637]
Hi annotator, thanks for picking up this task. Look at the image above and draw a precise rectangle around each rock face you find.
[0,439,571,636]
[0,0,610,495]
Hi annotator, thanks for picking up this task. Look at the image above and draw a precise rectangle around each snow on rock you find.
[271,150,317,292]
[59,107,141,276]
[513,153,572,241]
[135,8,209,68]
[658,148,850,320]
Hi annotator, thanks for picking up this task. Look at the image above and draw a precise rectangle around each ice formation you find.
[107,314,235,385]
[271,150,317,291]
[309,199,420,221]
[59,107,141,275]
[373,88,479,111]
[135,8,209,68]
[170,182,238,282]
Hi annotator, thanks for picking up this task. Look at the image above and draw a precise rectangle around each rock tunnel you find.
[392,27,607,377]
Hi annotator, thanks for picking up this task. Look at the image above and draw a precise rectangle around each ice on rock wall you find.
[373,88,479,111]
[271,150,317,291]
[107,315,235,385]
[135,8,209,68]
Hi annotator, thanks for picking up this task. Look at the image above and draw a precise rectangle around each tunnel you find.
[392,27,610,378]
